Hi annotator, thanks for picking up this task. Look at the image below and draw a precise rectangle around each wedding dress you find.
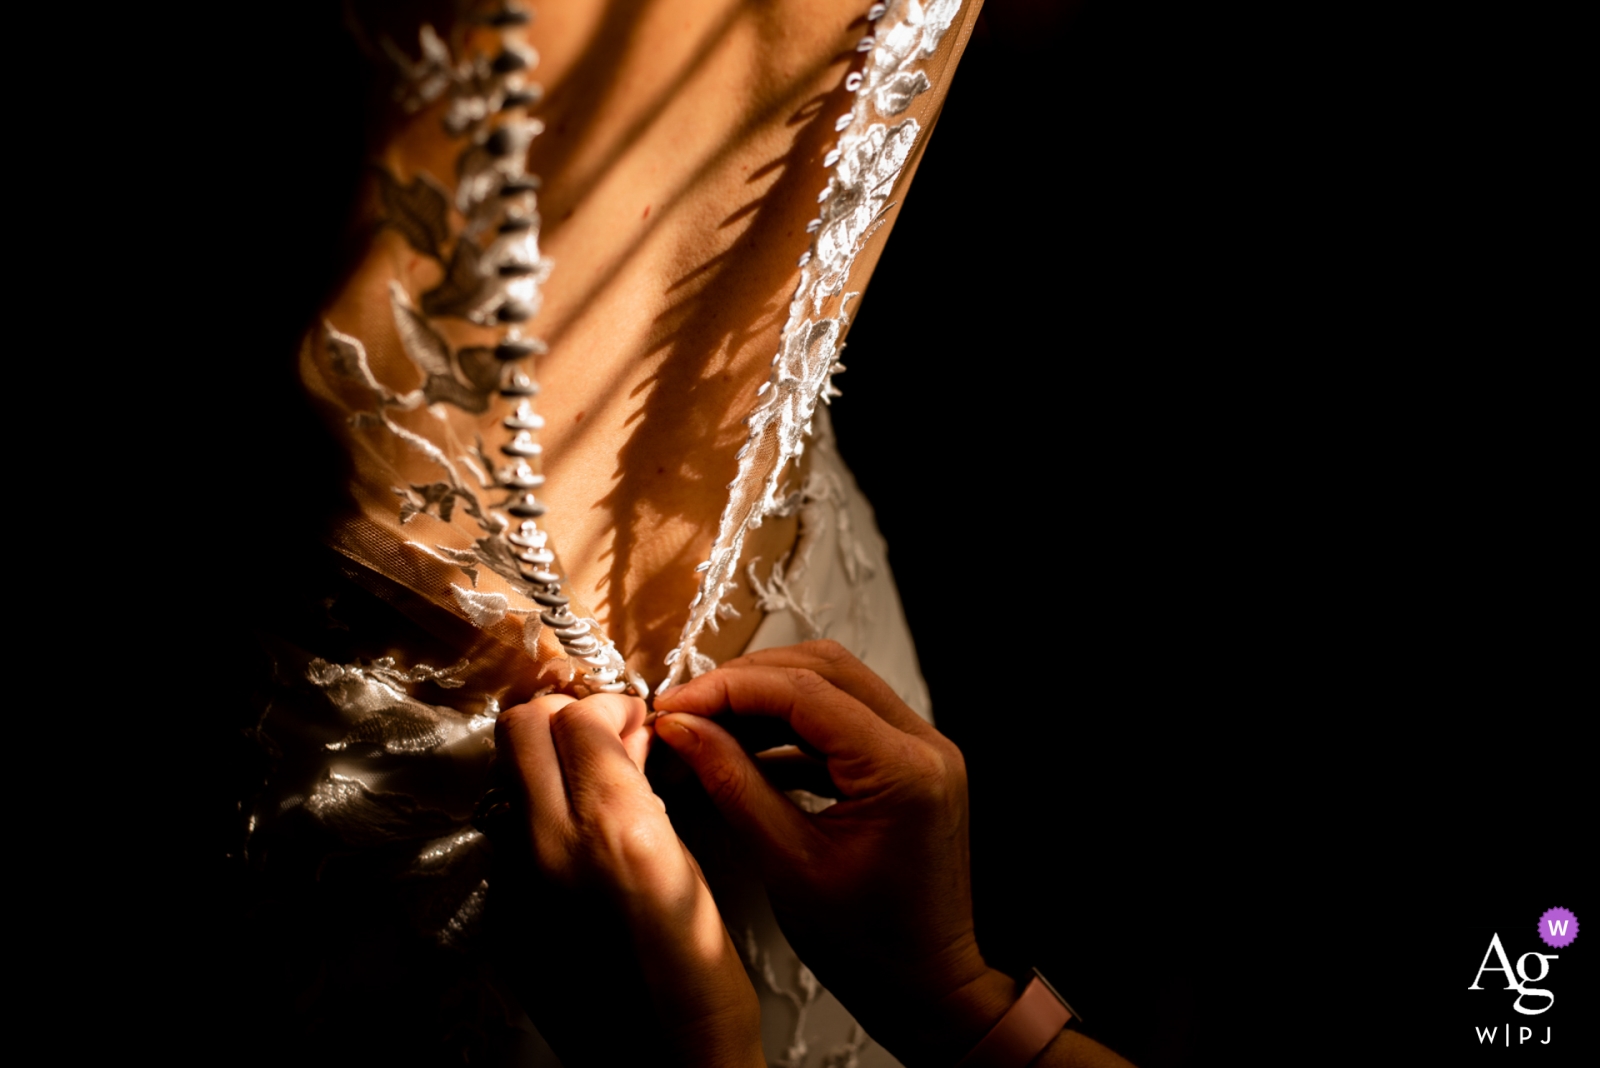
[243,2,972,1064]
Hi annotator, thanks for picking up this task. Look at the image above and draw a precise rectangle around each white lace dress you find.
[711,412,933,1068]
[242,2,969,1064]
[245,410,928,1068]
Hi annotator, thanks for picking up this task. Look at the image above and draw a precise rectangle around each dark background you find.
[831,5,1267,1062]
[831,3,1588,1065]
[112,2,1588,1066]
[834,5,1299,1062]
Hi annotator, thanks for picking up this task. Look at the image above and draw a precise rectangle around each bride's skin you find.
[319,0,979,681]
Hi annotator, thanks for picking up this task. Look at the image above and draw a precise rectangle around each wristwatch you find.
[954,968,1083,1068]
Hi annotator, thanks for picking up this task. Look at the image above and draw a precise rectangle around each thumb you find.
[655,713,813,852]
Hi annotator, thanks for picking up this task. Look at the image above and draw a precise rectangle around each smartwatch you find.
[954,968,1083,1068]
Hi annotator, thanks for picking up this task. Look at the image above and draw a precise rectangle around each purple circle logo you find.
[1538,907,1579,949]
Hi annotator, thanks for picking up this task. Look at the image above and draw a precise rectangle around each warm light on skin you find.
[503,635,1139,1067]
[311,0,974,691]
[498,691,764,1065]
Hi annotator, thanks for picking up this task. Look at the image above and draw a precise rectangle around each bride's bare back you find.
[311,0,979,685]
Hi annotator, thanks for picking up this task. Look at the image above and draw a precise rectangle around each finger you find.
[655,713,814,852]
[548,695,661,821]
[563,691,651,772]
[561,692,649,738]
[496,694,577,840]
[714,640,932,736]
[655,665,903,769]
[622,723,652,774]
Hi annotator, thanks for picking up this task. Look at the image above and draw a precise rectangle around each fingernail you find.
[656,715,700,752]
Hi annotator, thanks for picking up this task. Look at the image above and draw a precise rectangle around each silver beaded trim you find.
[374,3,637,697]
[473,5,635,696]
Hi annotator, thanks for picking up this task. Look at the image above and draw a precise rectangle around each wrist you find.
[663,1006,766,1068]
[877,966,1019,1067]
[937,968,1026,1056]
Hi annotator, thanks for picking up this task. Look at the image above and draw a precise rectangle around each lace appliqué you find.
[747,454,880,644]
[338,13,637,697]
[252,654,502,950]
[744,928,823,1068]
[665,0,962,685]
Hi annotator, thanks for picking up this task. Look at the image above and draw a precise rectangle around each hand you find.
[494,692,763,1068]
[652,640,1017,1064]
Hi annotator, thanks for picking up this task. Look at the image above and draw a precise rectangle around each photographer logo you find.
[1468,906,1578,1048]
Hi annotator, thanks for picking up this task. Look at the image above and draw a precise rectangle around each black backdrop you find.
[829,4,1590,1064]
[832,7,1237,1063]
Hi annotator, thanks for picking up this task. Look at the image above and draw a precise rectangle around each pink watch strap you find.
[955,970,1079,1068]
